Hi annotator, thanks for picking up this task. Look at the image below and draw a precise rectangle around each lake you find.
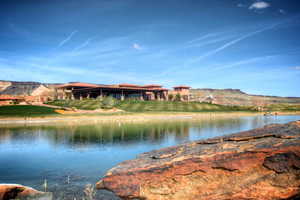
[0,115,299,199]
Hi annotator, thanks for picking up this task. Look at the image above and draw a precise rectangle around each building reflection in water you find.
[0,115,299,149]
[0,115,286,148]
[0,114,299,198]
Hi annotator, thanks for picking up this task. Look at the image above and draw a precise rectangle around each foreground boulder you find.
[97,121,300,200]
[0,184,51,200]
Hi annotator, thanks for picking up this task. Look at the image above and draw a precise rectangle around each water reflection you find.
[0,115,299,199]
[0,115,299,147]
[0,120,230,147]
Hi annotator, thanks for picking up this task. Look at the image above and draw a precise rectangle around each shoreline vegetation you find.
[48,99,300,112]
[48,99,251,112]
[0,109,300,127]
[0,99,299,125]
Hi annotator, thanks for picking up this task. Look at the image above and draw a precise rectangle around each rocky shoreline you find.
[1,120,299,200]
[97,120,300,200]
[0,184,51,200]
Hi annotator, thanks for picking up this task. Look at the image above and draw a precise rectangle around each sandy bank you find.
[0,111,300,126]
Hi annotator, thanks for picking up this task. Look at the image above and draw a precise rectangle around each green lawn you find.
[48,99,251,112]
[48,99,103,110]
[47,99,300,113]
[1,101,298,118]
[264,104,300,112]
[116,100,251,112]
[0,105,58,117]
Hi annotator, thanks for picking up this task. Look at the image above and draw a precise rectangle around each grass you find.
[47,99,103,110]
[264,104,300,112]
[43,100,300,116]
[48,99,254,112]
[0,101,299,119]
[116,100,252,112]
[0,105,58,117]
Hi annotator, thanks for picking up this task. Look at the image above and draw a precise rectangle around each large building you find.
[56,82,170,101]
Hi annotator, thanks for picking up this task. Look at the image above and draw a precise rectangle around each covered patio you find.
[56,83,168,101]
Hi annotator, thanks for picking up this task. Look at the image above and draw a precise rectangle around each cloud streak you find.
[186,23,279,65]
[73,38,93,52]
[184,34,236,49]
[133,43,142,50]
[58,30,78,48]
[186,33,221,44]
[212,55,273,71]
[249,1,270,10]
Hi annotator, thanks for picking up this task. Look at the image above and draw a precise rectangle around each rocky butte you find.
[97,121,300,200]
[0,184,51,200]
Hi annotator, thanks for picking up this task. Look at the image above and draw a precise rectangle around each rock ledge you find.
[0,184,51,200]
[97,121,300,200]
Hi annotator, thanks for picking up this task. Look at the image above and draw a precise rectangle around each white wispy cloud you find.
[73,38,93,52]
[133,43,142,50]
[187,33,220,44]
[0,56,148,84]
[0,34,159,84]
[294,66,300,70]
[237,3,246,8]
[279,9,286,14]
[185,35,237,49]
[212,55,273,71]
[58,30,78,48]
[249,1,270,10]
[186,23,279,65]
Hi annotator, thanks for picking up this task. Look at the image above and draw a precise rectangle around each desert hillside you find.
[1,81,299,106]
[0,80,59,96]
[190,89,300,106]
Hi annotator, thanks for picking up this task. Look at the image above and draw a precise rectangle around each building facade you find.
[56,82,169,101]
[168,85,191,101]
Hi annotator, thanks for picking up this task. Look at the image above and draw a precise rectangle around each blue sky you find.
[0,0,299,96]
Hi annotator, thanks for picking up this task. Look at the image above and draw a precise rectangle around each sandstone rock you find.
[0,184,51,200]
[97,121,300,200]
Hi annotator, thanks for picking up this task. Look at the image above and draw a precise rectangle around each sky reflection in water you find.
[0,115,299,196]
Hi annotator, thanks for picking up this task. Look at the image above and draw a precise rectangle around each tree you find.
[168,94,174,101]
[175,93,181,101]
[101,96,116,109]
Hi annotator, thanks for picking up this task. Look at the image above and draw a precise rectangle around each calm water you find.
[0,115,299,198]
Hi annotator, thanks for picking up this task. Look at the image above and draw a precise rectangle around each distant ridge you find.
[0,80,60,96]
[1,80,299,106]
[190,88,300,106]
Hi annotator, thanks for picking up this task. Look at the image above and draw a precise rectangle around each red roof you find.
[143,84,162,88]
[118,83,142,88]
[151,87,168,91]
[56,82,169,91]
[0,95,24,100]
[56,82,99,88]
[173,85,191,89]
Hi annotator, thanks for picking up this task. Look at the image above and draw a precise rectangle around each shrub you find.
[101,96,116,109]
[168,94,174,101]
[174,93,181,101]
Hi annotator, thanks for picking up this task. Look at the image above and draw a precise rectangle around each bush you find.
[174,93,181,101]
[168,94,174,101]
[101,96,116,109]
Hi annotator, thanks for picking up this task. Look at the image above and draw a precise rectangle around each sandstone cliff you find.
[0,81,11,92]
[190,88,300,106]
[0,81,59,101]
[0,184,51,200]
[97,121,300,200]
